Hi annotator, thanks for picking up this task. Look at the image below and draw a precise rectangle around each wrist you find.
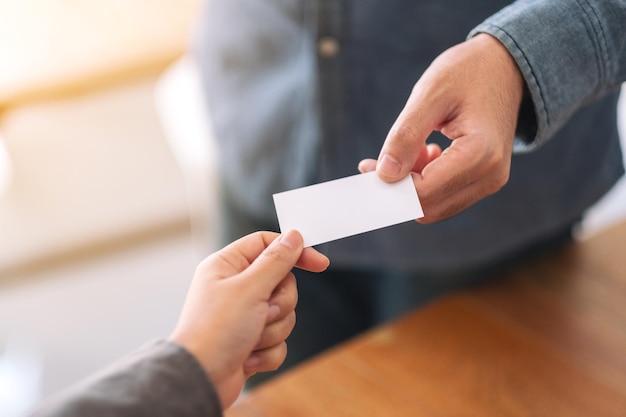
[473,33,524,107]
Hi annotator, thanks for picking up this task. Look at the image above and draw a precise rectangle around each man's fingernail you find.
[279,230,300,250]
[379,154,402,177]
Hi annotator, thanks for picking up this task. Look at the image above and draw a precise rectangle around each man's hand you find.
[359,34,524,222]
[169,230,329,409]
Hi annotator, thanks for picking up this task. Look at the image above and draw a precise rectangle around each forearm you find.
[28,340,222,417]
[469,0,626,150]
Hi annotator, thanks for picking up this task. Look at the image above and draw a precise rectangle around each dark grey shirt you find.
[29,341,222,417]
[196,0,625,271]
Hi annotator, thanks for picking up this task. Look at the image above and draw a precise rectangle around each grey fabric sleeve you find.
[28,340,223,417]
[469,0,626,151]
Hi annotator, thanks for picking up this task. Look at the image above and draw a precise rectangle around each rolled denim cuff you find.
[469,0,626,152]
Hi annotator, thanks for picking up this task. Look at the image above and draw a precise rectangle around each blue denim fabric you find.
[470,0,626,151]
[194,0,625,271]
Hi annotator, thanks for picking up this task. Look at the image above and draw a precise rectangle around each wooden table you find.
[227,222,626,417]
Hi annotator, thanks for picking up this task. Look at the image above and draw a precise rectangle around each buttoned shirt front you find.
[195,0,625,271]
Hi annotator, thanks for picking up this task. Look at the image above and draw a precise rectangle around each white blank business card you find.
[273,172,423,247]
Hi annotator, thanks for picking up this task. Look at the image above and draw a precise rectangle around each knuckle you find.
[195,253,219,276]
[262,245,291,264]
[267,343,288,371]
[440,198,472,221]
[390,124,417,149]
[283,273,298,308]
[285,310,297,333]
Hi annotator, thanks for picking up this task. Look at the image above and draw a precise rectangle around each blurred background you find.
[0,1,624,416]
[0,1,219,415]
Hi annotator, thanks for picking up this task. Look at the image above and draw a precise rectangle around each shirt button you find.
[317,36,340,57]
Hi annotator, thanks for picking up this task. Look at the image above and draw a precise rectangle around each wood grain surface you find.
[226,222,626,417]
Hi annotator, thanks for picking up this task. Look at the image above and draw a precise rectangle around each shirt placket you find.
[316,0,348,182]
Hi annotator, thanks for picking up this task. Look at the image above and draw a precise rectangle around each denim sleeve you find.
[469,0,626,151]
[28,340,223,417]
